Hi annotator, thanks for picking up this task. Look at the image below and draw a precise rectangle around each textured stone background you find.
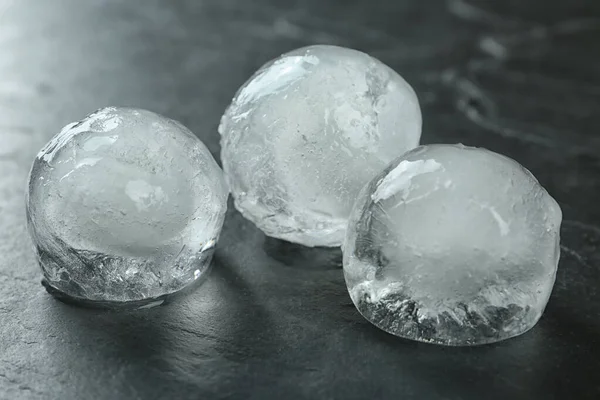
[0,0,599,399]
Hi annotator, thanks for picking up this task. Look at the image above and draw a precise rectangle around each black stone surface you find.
[1,0,599,399]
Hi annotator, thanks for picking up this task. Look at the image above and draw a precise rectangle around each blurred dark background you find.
[1,0,599,399]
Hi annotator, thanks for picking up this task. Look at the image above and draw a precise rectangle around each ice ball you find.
[26,107,228,306]
[219,45,422,247]
[343,144,562,345]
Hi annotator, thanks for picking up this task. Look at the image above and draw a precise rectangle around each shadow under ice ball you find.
[344,144,562,345]
[219,45,421,247]
[26,107,228,305]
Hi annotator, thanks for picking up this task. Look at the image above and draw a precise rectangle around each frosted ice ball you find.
[26,107,228,306]
[343,144,562,345]
[219,45,422,247]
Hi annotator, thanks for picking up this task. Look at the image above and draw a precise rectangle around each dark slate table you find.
[1,0,599,399]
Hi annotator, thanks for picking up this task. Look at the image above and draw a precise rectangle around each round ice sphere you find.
[26,107,228,306]
[343,144,562,345]
[219,45,422,247]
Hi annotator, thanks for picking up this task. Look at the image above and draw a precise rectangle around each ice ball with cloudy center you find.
[219,45,422,247]
[343,144,562,345]
[26,107,228,306]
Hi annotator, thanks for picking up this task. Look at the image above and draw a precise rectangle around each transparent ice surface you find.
[343,144,562,345]
[26,107,228,305]
[219,45,422,247]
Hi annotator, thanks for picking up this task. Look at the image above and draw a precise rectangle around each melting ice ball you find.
[219,45,422,247]
[343,144,562,345]
[26,107,228,306]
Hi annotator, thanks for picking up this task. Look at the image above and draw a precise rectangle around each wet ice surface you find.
[26,107,228,306]
[219,45,422,247]
[344,144,562,345]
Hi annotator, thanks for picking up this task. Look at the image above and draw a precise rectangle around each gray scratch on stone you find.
[478,18,600,60]
[560,245,595,269]
[563,220,600,236]
[446,0,524,28]
[442,70,557,147]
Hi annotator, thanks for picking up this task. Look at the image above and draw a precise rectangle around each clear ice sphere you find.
[219,45,422,247]
[343,144,562,345]
[26,107,228,306]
